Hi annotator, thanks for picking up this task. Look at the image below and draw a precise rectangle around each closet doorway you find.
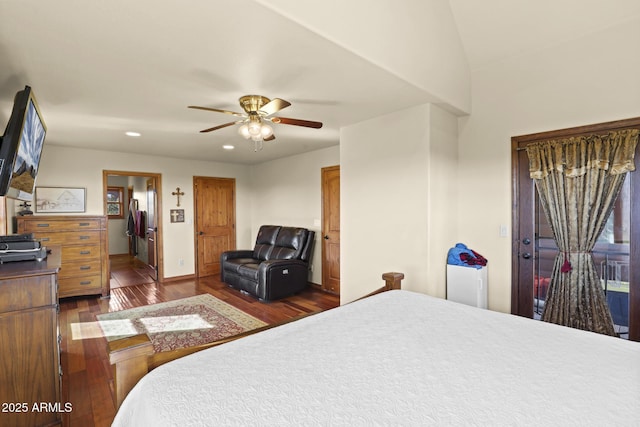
[511,117,640,341]
[103,170,163,285]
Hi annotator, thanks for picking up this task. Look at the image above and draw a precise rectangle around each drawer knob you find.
[37,223,50,227]
[79,236,90,240]
[80,281,92,285]
[80,250,91,255]
[80,266,91,270]
[79,223,90,226]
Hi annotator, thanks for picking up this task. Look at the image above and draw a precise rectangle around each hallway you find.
[109,255,155,289]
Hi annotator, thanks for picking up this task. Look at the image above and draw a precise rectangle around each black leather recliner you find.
[220,225,315,301]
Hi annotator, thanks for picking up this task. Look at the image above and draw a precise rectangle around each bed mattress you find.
[113,290,640,426]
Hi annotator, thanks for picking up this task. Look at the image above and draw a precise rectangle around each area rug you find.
[96,294,267,352]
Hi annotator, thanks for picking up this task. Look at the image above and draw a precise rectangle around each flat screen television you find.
[0,85,47,201]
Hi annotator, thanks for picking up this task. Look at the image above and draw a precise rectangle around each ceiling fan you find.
[189,95,323,151]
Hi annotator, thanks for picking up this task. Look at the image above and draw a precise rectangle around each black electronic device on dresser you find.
[0,233,47,263]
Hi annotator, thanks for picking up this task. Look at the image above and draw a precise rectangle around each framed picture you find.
[170,209,185,223]
[35,187,86,213]
[106,186,124,219]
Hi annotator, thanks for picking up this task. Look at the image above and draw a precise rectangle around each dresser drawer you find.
[59,260,103,279]
[59,274,102,296]
[20,218,103,233]
[34,230,102,246]
[0,275,57,313]
[61,244,101,261]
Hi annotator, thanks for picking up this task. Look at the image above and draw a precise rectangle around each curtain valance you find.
[526,129,638,179]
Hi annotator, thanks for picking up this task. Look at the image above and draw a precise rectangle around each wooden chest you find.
[17,215,109,298]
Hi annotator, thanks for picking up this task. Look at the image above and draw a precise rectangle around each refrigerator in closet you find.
[446,264,488,309]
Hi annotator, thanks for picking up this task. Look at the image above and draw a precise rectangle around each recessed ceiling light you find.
[222,145,235,150]
[125,131,141,137]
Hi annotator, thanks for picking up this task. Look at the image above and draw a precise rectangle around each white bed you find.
[112,290,640,426]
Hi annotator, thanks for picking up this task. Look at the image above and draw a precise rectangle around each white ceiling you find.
[2,1,640,165]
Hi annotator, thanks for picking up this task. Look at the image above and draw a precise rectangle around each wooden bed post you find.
[382,272,404,290]
[108,334,154,409]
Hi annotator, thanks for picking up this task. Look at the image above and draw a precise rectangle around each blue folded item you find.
[447,243,487,269]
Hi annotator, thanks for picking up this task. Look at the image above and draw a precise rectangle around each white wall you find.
[426,105,459,298]
[341,103,458,303]
[33,145,252,279]
[29,143,338,282]
[249,145,340,285]
[457,16,640,313]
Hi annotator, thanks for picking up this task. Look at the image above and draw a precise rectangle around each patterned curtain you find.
[526,129,638,335]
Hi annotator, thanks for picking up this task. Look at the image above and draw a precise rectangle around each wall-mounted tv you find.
[0,86,47,201]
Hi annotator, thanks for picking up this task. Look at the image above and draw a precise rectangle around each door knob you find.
[522,252,531,259]
[198,231,204,235]
[324,235,329,240]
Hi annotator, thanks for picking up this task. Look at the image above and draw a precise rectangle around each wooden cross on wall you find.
[172,187,185,207]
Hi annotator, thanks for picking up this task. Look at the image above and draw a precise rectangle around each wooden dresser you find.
[17,215,109,298]
[0,250,63,427]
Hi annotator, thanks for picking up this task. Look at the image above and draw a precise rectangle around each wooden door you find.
[194,177,236,278]
[322,166,340,294]
[146,178,158,280]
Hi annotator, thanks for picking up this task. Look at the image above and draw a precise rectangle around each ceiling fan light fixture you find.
[238,124,250,139]
[248,121,262,137]
[260,124,273,138]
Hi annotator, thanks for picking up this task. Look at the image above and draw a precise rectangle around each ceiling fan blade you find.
[189,105,245,117]
[258,98,291,116]
[199,121,239,133]
[264,134,276,142]
[271,116,323,129]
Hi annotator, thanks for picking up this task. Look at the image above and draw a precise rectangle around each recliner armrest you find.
[257,259,310,301]
[221,250,255,262]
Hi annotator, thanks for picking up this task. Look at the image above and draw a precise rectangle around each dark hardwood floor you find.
[59,255,339,427]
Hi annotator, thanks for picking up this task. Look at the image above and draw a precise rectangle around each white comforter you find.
[112,290,640,426]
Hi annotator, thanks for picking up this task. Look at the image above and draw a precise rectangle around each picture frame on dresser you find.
[35,186,86,213]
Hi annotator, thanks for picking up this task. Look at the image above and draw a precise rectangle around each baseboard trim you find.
[161,273,196,283]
